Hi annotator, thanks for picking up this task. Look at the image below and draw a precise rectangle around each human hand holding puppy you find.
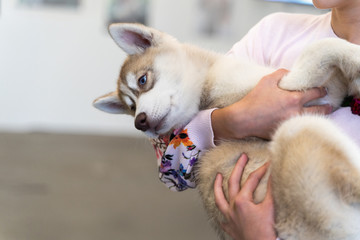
[212,69,332,141]
[214,154,277,240]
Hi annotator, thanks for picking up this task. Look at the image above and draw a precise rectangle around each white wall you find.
[0,0,326,136]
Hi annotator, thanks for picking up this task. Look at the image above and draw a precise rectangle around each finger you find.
[228,154,248,200]
[300,87,327,105]
[270,68,290,80]
[214,173,230,214]
[220,222,235,239]
[241,162,270,201]
[303,104,333,115]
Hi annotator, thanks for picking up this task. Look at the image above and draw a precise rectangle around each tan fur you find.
[270,116,360,240]
[196,115,360,240]
[93,24,360,240]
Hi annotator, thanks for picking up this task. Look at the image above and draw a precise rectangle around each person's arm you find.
[212,69,332,141]
[214,154,277,240]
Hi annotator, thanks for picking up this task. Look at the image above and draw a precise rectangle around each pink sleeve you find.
[151,109,216,191]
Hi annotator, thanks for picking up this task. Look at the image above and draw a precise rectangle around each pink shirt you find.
[154,12,360,192]
[227,12,337,69]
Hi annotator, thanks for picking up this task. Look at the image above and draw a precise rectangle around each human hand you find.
[214,154,276,240]
[212,69,333,141]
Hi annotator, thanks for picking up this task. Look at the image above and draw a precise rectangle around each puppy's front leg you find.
[279,38,360,109]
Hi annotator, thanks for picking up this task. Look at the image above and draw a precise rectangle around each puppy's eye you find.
[130,105,136,111]
[138,74,147,86]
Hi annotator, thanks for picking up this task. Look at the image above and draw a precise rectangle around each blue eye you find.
[138,74,147,86]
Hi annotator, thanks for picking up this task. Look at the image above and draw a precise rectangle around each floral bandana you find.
[150,109,217,191]
[151,128,201,191]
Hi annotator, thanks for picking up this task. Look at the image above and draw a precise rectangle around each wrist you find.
[211,104,250,142]
[211,108,231,142]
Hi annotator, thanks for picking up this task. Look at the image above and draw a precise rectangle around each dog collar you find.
[350,97,360,116]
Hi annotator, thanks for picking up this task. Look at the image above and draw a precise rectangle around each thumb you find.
[263,69,290,87]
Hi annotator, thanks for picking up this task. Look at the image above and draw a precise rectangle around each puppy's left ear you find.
[93,91,127,114]
[109,23,156,55]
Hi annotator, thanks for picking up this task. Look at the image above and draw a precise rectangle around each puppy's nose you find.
[134,112,149,131]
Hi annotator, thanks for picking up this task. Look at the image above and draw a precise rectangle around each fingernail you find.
[239,153,248,161]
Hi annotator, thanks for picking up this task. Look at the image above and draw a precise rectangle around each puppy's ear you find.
[109,23,155,55]
[93,91,127,114]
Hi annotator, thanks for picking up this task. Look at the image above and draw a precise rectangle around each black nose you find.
[134,112,149,131]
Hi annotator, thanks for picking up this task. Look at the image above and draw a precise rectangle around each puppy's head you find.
[93,23,200,138]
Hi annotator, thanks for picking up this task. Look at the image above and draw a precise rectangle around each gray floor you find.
[0,132,217,240]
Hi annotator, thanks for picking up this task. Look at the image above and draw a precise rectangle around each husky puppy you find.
[93,23,360,240]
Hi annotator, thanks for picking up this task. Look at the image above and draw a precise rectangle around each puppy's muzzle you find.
[135,112,150,132]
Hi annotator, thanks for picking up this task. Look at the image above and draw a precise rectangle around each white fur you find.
[126,73,138,91]
[123,96,133,108]
[93,24,360,240]
[119,84,137,104]
[277,115,360,172]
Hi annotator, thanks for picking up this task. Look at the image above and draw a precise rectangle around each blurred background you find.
[0,0,326,239]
